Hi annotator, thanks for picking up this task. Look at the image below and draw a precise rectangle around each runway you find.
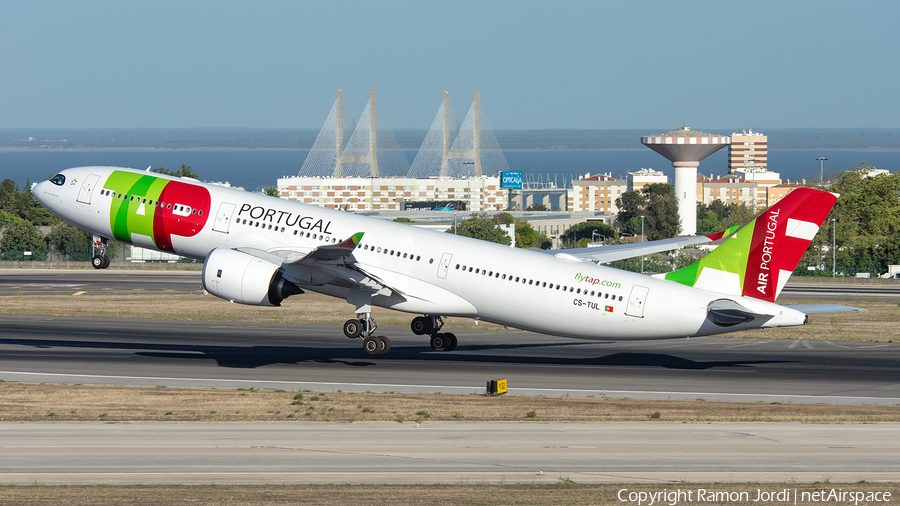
[1,315,899,405]
[2,421,898,485]
[2,269,899,486]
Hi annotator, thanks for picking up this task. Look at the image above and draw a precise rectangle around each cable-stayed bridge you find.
[299,89,510,179]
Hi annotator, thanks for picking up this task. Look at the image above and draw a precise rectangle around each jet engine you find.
[202,248,303,306]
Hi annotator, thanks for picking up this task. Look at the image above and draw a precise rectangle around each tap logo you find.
[106,171,211,253]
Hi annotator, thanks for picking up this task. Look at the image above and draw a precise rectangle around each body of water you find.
[0,148,895,191]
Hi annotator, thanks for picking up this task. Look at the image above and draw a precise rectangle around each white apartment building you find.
[733,168,781,207]
[729,130,768,173]
[626,168,668,192]
[276,176,508,212]
[700,177,758,207]
[568,174,627,214]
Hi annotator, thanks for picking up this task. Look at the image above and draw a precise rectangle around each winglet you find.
[337,232,364,249]
[664,188,838,302]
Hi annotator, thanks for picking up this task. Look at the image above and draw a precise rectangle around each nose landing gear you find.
[90,235,110,269]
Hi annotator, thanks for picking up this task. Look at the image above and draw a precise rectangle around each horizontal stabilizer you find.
[786,304,866,314]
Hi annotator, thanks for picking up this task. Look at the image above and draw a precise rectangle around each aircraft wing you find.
[235,232,405,298]
[547,226,739,264]
[235,232,364,266]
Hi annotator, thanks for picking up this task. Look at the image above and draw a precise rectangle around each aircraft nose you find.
[32,178,54,207]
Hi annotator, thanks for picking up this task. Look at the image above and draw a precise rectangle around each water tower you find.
[641,126,730,235]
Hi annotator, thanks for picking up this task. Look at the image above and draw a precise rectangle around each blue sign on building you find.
[501,171,523,189]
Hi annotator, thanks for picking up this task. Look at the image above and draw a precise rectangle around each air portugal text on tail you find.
[33,167,862,357]
[664,188,839,302]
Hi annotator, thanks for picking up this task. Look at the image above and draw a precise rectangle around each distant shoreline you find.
[2,146,899,153]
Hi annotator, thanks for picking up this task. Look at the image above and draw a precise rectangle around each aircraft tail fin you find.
[662,188,838,302]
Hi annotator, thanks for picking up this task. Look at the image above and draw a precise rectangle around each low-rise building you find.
[276,176,508,212]
[701,177,758,207]
[627,168,668,193]
[568,174,626,214]
[766,183,806,206]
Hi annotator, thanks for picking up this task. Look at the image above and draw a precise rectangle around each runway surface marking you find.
[3,370,898,405]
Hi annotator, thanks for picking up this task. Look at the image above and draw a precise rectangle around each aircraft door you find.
[212,202,236,233]
[76,174,101,204]
[436,253,452,279]
[625,285,649,318]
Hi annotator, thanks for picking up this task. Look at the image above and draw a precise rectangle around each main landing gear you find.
[90,235,111,269]
[411,315,457,352]
[343,313,391,356]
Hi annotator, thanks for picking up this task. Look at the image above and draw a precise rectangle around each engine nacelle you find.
[202,248,303,306]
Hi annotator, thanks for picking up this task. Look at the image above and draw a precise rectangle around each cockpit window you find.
[49,174,66,186]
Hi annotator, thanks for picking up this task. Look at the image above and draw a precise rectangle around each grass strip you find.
[2,483,899,506]
[1,383,898,423]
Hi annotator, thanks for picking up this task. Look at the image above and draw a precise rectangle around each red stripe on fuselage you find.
[153,181,212,253]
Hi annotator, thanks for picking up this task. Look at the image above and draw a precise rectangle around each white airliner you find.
[33,166,858,355]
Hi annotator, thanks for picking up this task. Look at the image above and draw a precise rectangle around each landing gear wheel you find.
[343,319,363,338]
[377,336,391,355]
[430,333,448,352]
[444,333,457,352]
[363,336,381,356]
[410,316,432,335]
[91,255,105,269]
[100,255,110,269]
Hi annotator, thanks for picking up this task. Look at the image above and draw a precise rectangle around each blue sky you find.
[1,0,897,130]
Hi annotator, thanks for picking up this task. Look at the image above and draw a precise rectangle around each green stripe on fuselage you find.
[107,171,168,244]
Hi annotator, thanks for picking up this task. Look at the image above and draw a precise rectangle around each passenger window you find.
[377,247,382,253]
[515,277,519,282]
[618,296,623,301]
[528,280,533,285]
[429,258,434,264]
[502,274,506,280]
[416,256,421,261]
